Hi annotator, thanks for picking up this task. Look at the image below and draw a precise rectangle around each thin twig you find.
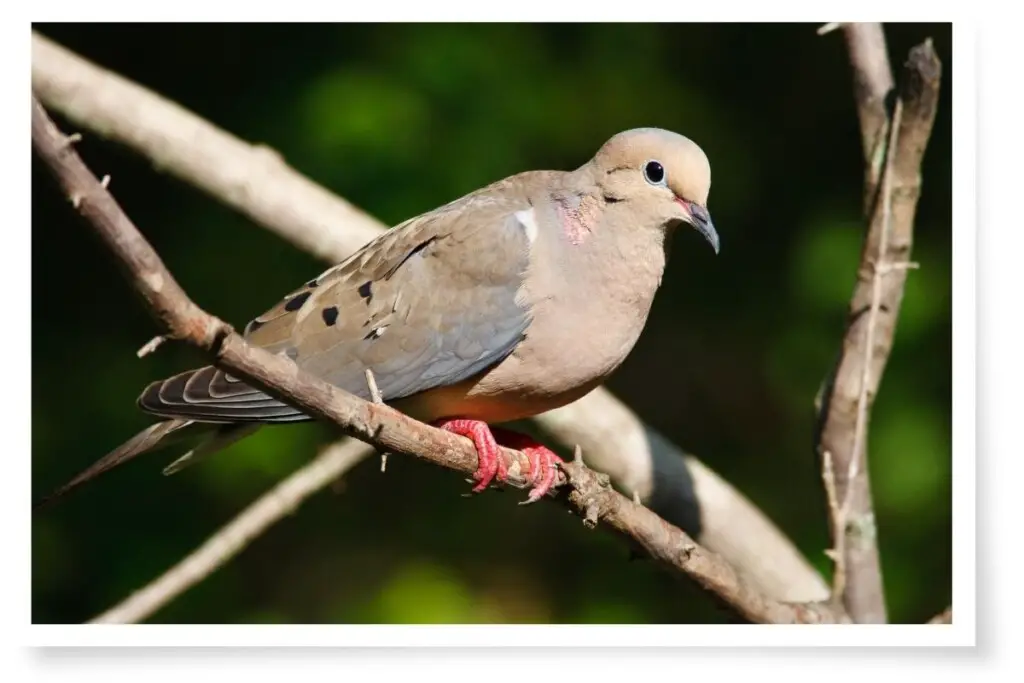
[32,94,843,626]
[91,438,373,624]
[849,98,903,498]
[364,368,389,472]
[136,334,167,358]
[820,450,845,601]
[30,29,830,603]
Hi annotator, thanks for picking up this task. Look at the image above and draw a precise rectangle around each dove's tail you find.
[33,419,259,511]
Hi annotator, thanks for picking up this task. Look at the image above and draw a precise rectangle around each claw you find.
[489,427,563,504]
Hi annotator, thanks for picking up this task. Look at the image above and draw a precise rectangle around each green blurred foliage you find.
[31,22,952,625]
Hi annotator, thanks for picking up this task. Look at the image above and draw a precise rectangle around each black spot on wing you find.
[284,291,311,312]
[322,306,339,326]
[358,281,372,302]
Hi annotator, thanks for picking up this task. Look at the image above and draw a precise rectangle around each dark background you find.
[31,22,952,624]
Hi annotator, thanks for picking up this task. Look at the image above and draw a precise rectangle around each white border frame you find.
[9,1,988,667]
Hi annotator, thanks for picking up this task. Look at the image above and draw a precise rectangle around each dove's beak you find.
[676,198,720,255]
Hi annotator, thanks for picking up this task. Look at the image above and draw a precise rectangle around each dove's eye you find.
[643,160,666,185]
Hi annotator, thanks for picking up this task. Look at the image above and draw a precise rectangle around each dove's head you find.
[591,127,719,254]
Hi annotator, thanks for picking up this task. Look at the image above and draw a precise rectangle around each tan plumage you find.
[36,127,718,509]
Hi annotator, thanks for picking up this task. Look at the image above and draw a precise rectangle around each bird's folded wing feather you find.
[138,176,545,423]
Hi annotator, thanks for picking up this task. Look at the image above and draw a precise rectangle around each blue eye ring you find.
[643,160,666,186]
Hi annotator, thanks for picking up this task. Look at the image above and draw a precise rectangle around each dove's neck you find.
[548,190,670,307]
[525,186,670,375]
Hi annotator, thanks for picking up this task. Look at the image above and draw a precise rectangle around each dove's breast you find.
[395,202,670,425]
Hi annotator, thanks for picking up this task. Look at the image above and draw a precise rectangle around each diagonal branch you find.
[816,25,943,623]
[32,94,843,625]
[31,30,829,604]
[91,438,373,624]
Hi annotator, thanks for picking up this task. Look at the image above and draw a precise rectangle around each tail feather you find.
[138,366,306,423]
[161,423,262,476]
[34,418,199,511]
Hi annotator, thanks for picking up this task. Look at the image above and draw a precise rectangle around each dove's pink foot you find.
[435,419,508,493]
[434,419,563,503]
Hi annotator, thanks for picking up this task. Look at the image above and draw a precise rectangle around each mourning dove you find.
[36,127,718,509]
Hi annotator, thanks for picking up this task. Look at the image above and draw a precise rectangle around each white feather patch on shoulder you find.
[514,208,539,244]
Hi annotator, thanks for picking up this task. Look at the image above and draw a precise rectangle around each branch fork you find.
[815,24,943,623]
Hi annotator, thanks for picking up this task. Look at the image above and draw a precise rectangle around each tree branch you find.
[538,390,829,602]
[31,30,829,604]
[90,438,373,624]
[816,26,943,623]
[29,34,382,264]
[32,95,842,625]
[843,22,896,207]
